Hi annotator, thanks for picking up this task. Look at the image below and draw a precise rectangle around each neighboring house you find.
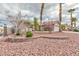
[42,20,59,32]
[18,22,32,33]
[0,19,15,35]
[0,26,4,35]
[76,26,79,30]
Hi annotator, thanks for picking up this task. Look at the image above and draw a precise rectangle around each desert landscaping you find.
[0,32,79,56]
[0,3,79,56]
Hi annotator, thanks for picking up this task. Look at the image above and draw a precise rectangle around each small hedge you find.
[26,31,33,37]
[73,29,79,32]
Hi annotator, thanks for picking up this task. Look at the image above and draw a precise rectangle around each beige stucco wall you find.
[0,27,4,33]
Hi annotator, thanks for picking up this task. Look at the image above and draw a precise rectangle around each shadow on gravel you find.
[41,36,69,40]
[3,37,42,43]
[4,37,33,43]
[3,36,69,43]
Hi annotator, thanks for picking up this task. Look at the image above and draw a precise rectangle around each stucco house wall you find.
[42,20,59,32]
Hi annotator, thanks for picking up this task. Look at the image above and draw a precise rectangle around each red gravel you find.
[0,32,79,56]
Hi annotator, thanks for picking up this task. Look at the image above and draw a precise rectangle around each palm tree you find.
[72,17,77,29]
[68,9,75,30]
[40,3,44,31]
[33,17,39,31]
[59,3,62,32]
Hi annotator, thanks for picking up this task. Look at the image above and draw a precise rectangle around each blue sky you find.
[0,3,79,26]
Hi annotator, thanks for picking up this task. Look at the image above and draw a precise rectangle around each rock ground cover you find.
[0,32,79,56]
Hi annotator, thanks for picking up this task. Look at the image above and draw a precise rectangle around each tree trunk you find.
[74,21,76,29]
[40,3,44,31]
[71,13,73,30]
[59,3,62,32]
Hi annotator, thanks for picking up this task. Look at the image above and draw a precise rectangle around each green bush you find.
[73,29,79,32]
[60,24,66,30]
[26,31,33,37]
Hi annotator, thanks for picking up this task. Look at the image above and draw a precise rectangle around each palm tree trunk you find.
[59,3,62,32]
[74,21,76,29]
[71,13,73,30]
[40,3,44,31]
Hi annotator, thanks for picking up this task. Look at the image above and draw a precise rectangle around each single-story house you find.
[42,20,59,32]
[0,19,15,35]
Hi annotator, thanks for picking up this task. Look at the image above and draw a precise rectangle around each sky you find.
[0,3,79,27]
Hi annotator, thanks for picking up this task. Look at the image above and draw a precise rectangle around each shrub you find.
[60,24,66,30]
[73,29,79,32]
[26,31,33,37]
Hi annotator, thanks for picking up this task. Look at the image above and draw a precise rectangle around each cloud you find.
[0,3,79,26]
